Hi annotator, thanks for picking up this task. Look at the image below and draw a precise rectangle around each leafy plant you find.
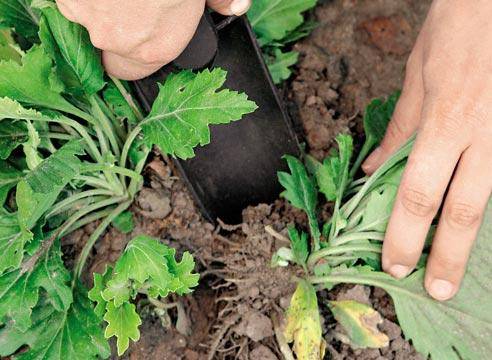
[248,0,318,84]
[275,94,492,360]
[0,2,256,358]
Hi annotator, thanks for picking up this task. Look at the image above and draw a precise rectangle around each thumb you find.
[207,0,251,16]
[362,41,425,174]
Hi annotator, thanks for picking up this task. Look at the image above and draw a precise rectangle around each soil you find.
[78,0,435,359]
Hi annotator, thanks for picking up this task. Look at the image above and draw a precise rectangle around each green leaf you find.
[88,266,113,318]
[0,45,80,114]
[0,284,110,360]
[0,29,22,63]
[0,238,72,332]
[329,300,389,348]
[363,92,400,149]
[104,301,141,356]
[0,0,40,41]
[0,209,31,274]
[278,155,320,249]
[112,211,134,234]
[103,82,139,125]
[163,249,200,296]
[355,183,397,232]
[0,161,22,206]
[141,69,257,159]
[267,49,298,84]
[39,8,105,95]
[287,226,309,268]
[248,0,317,46]
[284,280,325,359]
[311,134,353,202]
[0,120,29,160]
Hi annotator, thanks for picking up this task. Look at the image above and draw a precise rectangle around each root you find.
[207,314,241,360]
[265,225,290,245]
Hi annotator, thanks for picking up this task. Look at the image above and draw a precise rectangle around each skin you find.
[58,0,491,301]
[362,0,492,301]
[55,0,252,80]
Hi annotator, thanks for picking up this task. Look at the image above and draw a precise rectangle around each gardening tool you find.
[132,12,300,223]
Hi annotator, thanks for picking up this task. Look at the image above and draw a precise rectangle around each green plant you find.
[248,0,318,84]
[0,2,256,358]
[275,94,492,360]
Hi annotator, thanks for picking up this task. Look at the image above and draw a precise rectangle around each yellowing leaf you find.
[329,300,389,348]
[284,280,325,360]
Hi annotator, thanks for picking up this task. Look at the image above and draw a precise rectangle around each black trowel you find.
[132,12,300,223]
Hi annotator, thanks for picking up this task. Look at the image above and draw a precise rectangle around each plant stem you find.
[64,208,116,235]
[128,147,150,197]
[74,200,132,280]
[331,231,384,246]
[349,140,374,179]
[120,125,142,169]
[343,137,414,218]
[46,189,115,218]
[95,94,126,140]
[110,76,145,122]
[89,95,122,156]
[308,242,382,269]
[56,116,102,162]
[74,175,115,192]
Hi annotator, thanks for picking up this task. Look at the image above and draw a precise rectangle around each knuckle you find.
[431,253,465,274]
[445,202,481,229]
[384,117,408,144]
[400,187,439,218]
[133,44,171,65]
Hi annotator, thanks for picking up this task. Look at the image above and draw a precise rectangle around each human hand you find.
[362,0,492,301]
[56,0,252,80]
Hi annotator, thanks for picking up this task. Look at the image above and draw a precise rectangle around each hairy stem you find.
[110,76,145,122]
[46,189,115,218]
[308,242,383,269]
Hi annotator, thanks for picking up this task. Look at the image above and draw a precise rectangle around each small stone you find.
[380,319,401,340]
[234,311,274,342]
[249,345,278,360]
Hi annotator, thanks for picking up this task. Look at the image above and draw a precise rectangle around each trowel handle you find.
[172,12,220,70]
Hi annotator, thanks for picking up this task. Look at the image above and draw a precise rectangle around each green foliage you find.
[267,49,299,84]
[249,0,318,84]
[112,211,134,234]
[141,69,257,159]
[248,0,317,46]
[287,226,309,269]
[276,95,492,360]
[89,235,199,355]
[0,3,254,358]
[278,155,320,249]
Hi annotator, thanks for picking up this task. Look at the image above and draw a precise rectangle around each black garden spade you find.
[133,12,300,223]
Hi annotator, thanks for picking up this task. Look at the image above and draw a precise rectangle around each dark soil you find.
[80,0,435,359]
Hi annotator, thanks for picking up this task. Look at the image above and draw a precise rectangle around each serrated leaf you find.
[311,134,353,202]
[0,238,72,332]
[363,92,400,149]
[163,250,200,296]
[0,45,79,115]
[284,280,325,360]
[267,49,298,84]
[39,8,105,95]
[355,184,397,232]
[248,0,317,46]
[287,226,309,268]
[0,284,110,360]
[103,82,139,125]
[112,211,134,234]
[141,68,257,159]
[0,0,40,41]
[104,301,141,356]
[279,155,320,248]
[329,300,389,348]
[88,266,113,318]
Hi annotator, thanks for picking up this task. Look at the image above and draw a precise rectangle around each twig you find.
[265,225,290,244]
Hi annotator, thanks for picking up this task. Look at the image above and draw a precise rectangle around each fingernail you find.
[388,264,410,279]
[230,0,250,16]
[362,146,382,173]
[428,279,454,301]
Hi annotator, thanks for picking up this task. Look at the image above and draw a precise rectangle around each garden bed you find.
[76,1,434,359]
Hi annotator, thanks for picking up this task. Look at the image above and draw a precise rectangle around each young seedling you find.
[275,95,492,360]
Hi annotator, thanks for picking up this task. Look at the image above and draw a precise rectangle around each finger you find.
[55,0,80,23]
[382,99,472,279]
[362,34,425,174]
[102,51,164,80]
[207,0,252,16]
[425,145,492,300]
